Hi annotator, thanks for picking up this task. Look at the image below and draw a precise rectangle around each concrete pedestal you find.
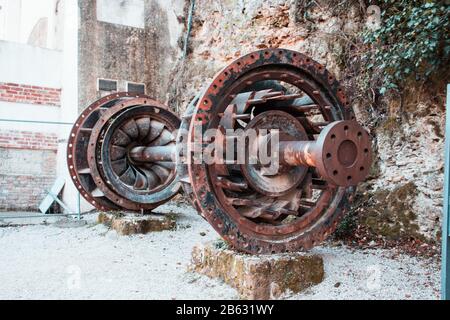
[98,212,175,235]
[189,241,324,300]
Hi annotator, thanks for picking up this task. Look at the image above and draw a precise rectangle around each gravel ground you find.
[0,202,441,300]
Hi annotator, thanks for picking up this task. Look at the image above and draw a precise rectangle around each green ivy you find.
[363,0,449,95]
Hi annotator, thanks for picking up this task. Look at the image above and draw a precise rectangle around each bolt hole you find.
[357,132,362,137]
[360,166,364,171]
[331,134,336,140]
[326,153,332,159]
[364,148,369,154]
[250,55,255,59]
[333,170,338,176]
[347,176,352,181]
[344,125,349,131]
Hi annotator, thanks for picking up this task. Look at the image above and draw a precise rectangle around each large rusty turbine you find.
[184,48,372,254]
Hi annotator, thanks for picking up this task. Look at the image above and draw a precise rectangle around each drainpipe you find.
[182,0,195,59]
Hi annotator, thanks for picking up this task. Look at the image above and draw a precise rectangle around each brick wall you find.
[0,82,61,106]
[0,174,56,211]
[0,130,58,151]
[0,131,58,211]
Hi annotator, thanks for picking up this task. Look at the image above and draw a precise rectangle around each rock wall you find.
[370,95,445,241]
[164,0,445,243]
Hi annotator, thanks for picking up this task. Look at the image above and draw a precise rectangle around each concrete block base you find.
[98,212,175,235]
[189,241,324,300]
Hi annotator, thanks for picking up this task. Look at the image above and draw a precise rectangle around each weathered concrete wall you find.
[78,0,185,110]
[167,0,444,243]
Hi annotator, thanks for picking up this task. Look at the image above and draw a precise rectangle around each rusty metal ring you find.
[187,48,355,253]
[67,92,152,211]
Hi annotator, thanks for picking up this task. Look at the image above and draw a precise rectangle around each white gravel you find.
[0,202,441,300]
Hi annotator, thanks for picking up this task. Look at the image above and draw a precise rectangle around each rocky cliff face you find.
[164,0,445,244]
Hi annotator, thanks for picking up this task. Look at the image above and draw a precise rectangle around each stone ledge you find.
[189,241,324,300]
[98,212,175,235]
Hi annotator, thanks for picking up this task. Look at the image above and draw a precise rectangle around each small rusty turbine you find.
[67,93,181,212]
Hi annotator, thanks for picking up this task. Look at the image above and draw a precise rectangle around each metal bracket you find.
[39,178,72,214]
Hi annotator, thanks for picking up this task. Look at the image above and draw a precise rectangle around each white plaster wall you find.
[97,0,145,29]
[0,40,63,135]
[156,0,185,49]
[0,0,22,42]
[0,40,62,88]
[0,0,58,49]
[0,101,62,133]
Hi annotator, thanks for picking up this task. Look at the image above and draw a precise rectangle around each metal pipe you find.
[441,83,450,300]
[77,191,81,221]
[279,140,317,167]
[129,145,176,163]
[182,0,196,59]
[0,118,73,125]
[0,213,89,220]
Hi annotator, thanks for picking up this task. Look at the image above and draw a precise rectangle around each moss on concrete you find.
[98,212,176,235]
[361,182,423,240]
[190,241,324,299]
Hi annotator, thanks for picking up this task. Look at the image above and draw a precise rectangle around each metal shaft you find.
[279,140,317,167]
[129,145,176,163]
[278,120,372,187]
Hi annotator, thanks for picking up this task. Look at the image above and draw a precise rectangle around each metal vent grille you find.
[98,79,117,92]
[127,82,145,94]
